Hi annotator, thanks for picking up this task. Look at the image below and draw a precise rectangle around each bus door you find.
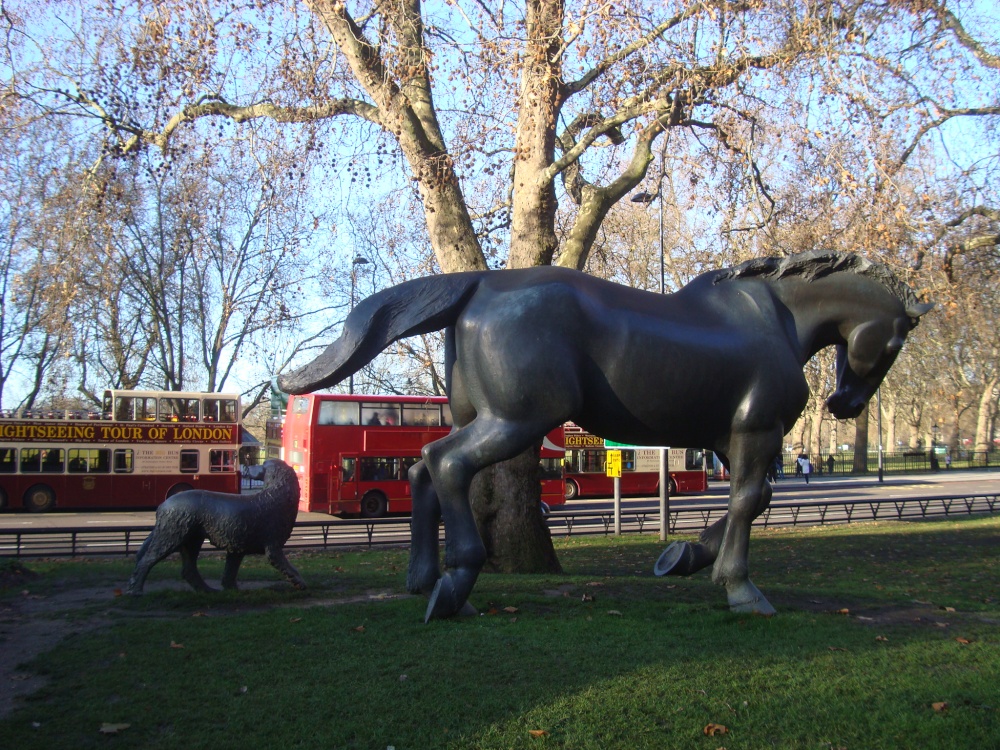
[337,454,359,513]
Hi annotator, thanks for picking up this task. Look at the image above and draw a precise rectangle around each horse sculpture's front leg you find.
[710,431,779,615]
[655,433,778,614]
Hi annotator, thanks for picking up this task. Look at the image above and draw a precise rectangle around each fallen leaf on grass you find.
[828,647,848,652]
[607,610,622,616]
[528,729,549,737]
[875,635,889,642]
[835,608,850,615]
[502,606,519,614]
[289,617,302,623]
[99,723,130,735]
[581,594,594,602]
[170,641,184,649]
[352,625,365,633]
[931,702,949,712]
[192,612,207,618]
[955,637,973,645]
[941,606,956,612]
[703,723,728,736]
[113,588,123,597]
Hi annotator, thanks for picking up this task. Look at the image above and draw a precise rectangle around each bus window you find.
[318,401,359,426]
[136,397,157,421]
[293,397,310,414]
[20,448,41,473]
[114,449,134,473]
[159,397,200,422]
[0,447,15,473]
[402,404,440,426]
[68,449,111,474]
[341,456,355,482]
[204,398,238,423]
[442,403,454,427]
[114,397,133,421]
[539,458,563,480]
[180,450,199,473]
[359,457,398,481]
[209,449,236,473]
[117,396,156,421]
[362,403,400,426]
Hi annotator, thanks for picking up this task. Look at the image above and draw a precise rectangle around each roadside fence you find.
[2,492,996,559]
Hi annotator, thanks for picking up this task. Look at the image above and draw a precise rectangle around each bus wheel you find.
[668,477,678,495]
[24,484,55,513]
[166,483,193,499]
[359,491,388,519]
[564,479,579,501]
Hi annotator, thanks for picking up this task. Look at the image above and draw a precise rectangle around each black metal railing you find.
[1,493,996,558]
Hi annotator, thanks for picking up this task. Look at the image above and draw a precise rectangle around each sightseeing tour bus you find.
[283,393,566,517]
[0,390,242,512]
[562,424,708,500]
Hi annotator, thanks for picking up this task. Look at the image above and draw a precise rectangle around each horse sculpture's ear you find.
[906,301,934,320]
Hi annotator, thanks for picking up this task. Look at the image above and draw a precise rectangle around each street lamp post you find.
[630,189,665,295]
[631,173,669,540]
[348,256,371,395]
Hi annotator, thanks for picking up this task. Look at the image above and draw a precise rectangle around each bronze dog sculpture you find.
[280,251,932,620]
[127,459,305,594]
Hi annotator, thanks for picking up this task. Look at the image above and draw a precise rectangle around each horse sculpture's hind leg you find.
[406,459,442,595]
[420,416,549,622]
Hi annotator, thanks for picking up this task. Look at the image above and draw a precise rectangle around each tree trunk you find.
[789,417,806,454]
[507,0,565,269]
[853,401,870,473]
[974,377,998,453]
[884,399,897,453]
[470,442,562,574]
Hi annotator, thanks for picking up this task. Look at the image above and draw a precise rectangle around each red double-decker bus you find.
[283,393,565,517]
[0,390,242,512]
[562,425,707,500]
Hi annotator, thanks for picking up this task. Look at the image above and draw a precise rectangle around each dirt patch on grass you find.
[0,582,119,720]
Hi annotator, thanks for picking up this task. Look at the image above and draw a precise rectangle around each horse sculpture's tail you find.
[278,271,488,393]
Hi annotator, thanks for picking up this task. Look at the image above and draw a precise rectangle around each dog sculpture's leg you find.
[126,534,157,595]
[221,552,245,590]
[180,536,215,592]
[265,546,307,590]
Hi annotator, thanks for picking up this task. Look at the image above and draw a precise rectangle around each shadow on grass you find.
[1,516,997,749]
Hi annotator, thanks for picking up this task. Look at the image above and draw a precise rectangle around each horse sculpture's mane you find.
[713,250,921,311]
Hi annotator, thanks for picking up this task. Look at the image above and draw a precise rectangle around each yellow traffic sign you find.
[606,449,622,477]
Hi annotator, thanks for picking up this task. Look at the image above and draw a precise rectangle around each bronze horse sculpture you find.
[280,251,932,620]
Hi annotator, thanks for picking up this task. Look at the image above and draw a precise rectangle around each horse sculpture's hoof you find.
[424,572,479,622]
[654,541,715,577]
[726,580,776,616]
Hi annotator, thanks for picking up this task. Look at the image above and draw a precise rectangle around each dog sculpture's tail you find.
[279,271,487,394]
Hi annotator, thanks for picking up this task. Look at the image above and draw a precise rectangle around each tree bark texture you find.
[469,442,562,574]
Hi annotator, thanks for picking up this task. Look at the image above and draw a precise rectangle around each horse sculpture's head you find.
[826,301,934,419]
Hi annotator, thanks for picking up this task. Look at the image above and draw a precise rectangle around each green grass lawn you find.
[1,515,997,749]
